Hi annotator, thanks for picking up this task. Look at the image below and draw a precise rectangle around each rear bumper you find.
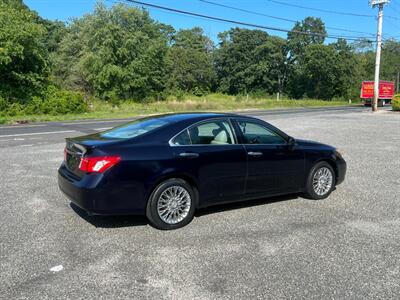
[58,168,95,214]
[58,164,146,215]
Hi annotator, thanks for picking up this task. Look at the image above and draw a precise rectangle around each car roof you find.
[147,112,249,123]
[163,112,238,119]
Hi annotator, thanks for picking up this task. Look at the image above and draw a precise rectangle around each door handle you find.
[179,152,199,158]
[247,151,263,157]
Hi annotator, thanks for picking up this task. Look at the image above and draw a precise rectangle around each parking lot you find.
[1,106,399,299]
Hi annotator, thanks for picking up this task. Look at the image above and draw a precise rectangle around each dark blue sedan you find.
[58,113,346,230]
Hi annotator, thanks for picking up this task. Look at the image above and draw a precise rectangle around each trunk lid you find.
[64,139,90,177]
[64,133,121,177]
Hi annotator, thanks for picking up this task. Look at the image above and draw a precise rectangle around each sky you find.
[24,0,400,44]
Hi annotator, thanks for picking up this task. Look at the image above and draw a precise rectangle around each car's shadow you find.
[70,193,301,228]
[70,203,149,228]
[195,193,300,217]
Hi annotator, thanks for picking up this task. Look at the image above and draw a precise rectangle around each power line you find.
[266,0,400,22]
[386,15,400,21]
[116,0,374,42]
[388,3,400,14]
[199,0,375,36]
[199,0,299,24]
[385,19,400,35]
[266,0,375,18]
[382,2,400,40]
[385,0,400,21]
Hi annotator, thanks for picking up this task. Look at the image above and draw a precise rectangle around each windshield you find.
[100,117,170,139]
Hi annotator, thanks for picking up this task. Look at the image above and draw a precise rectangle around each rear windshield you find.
[100,118,170,139]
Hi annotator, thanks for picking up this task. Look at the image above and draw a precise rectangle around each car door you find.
[233,118,304,197]
[170,118,247,205]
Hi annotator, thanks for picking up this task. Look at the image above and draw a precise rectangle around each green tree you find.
[0,1,49,102]
[286,17,327,98]
[293,44,337,99]
[287,17,327,61]
[215,28,287,95]
[40,19,67,54]
[172,27,213,51]
[293,45,332,99]
[331,39,359,99]
[165,27,215,94]
[381,40,400,82]
[53,3,170,100]
[352,40,375,83]
[0,0,28,10]
[288,40,358,100]
[252,36,288,97]
[351,39,400,96]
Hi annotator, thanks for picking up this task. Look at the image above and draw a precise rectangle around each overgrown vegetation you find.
[392,95,400,111]
[0,93,352,124]
[0,1,399,121]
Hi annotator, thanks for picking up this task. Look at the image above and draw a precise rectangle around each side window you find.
[189,120,235,145]
[238,121,286,144]
[171,129,191,145]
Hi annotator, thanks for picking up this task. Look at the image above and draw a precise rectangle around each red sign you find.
[361,81,395,99]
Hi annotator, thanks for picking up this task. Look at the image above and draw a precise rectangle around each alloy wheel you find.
[312,167,333,196]
[157,186,191,224]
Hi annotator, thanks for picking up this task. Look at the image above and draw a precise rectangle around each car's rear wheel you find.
[146,178,196,230]
[304,162,335,200]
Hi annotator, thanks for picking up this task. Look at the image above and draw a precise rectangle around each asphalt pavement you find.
[1,105,399,299]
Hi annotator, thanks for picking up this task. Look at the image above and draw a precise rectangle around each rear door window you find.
[171,120,235,145]
[171,129,191,145]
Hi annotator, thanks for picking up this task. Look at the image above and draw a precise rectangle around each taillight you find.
[64,147,67,162]
[79,156,121,173]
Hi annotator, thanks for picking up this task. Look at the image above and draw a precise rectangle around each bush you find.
[25,90,88,115]
[0,96,8,113]
[0,89,89,117]
[393,94,400,111]
[249,90,269,99]
[6,103,24,116]
[0,96,24,116]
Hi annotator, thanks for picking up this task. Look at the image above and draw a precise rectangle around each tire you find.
[146,178,196,230]
[304,161,336,200]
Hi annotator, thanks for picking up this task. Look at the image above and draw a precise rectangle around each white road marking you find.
[0,124,46,129]
[50,265,64,273]
[94,127,112,131]
[0,137,40,142]
[0,130,76,138]
[61,119,132,125]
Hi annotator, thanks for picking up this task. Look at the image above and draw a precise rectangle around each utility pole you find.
[370,0,390,112]
[277,77,281,101]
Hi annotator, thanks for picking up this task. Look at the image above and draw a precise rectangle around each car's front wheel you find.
[146,178,196,230]
[304,162,336,200]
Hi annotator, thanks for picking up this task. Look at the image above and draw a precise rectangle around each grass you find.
[0,93,356,124]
